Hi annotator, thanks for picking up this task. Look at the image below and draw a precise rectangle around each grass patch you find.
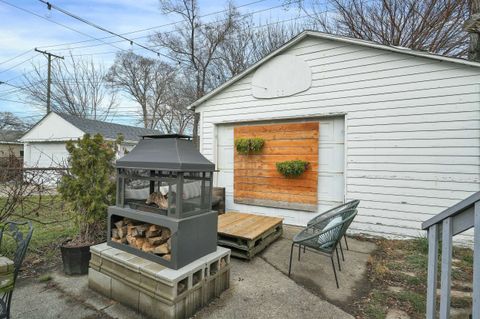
[353,236,473,319]
[0,195,78,277]
[38,274,52,282]
[364,290,387,319]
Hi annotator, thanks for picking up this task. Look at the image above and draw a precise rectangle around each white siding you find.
[21,112,84,142]
[197,36,480,243]
[24,142,69,168]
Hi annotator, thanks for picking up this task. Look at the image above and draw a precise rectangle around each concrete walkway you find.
[11,227,374,318]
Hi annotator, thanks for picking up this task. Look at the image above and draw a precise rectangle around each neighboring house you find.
[0,130,24,158]
[20,112,160,168]
[190,31,480,243]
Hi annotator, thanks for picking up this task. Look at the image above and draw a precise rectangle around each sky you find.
[0,0,309,126]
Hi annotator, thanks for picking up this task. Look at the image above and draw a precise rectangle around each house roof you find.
[0,130,24,143]
[54,112,160,142]
[188,30,480,110]
[21,112,160,143]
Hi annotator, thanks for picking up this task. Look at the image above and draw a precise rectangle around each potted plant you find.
[57,133,121,275]
[276,160,309,178]
[234,138,265,154]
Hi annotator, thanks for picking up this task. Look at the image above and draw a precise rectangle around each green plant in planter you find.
[234,138,265,154]
[58,133,123,246]
[276,160,309,178]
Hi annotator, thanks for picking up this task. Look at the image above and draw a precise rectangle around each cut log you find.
[134,237,146,249]
[111,228,119,239]
[162,254,171,261]
[145,229,161,238]
[148,236,167,246]
[112,237,127,244]
[127,225,136,236]
[145,224,162,238]
[167,238,171,251]
[148,224,160,232]
[117,226,127,238]
[161,228,171,239]
[114,220,124,229]
[153,243,170,255]
[134,224,148,237]
[142,241,155,253]
[126,234,136,246]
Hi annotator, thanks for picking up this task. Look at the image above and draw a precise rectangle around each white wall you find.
[21,112,84,142]
[24,142,69,168]
[197,36,480,242]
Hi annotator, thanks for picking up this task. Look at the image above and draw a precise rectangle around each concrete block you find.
[100,258,142,287]
[88,268,112,298]
[90,242,110,254]
[88,245,231,319]
[0,257,13,274]
[111,277,140,311]
[138,292,175,319]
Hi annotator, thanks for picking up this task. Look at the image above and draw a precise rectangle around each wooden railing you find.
[422,191,480,319]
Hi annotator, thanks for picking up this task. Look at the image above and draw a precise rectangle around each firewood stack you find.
[111,218,172,261]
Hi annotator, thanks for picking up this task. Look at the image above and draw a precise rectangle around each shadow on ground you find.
[262,225,376,306]
[11,225,376,319]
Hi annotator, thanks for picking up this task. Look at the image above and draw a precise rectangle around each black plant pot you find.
[60,243,91,275]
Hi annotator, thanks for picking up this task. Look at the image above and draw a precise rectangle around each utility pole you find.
[34,48,64,114]
[464,0,480,62]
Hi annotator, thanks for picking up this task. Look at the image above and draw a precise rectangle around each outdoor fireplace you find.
[107,134,217,269]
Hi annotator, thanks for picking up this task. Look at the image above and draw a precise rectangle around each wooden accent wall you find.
[234,122,319,211]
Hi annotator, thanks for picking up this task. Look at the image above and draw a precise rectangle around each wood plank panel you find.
[218,212,283,240]
[234,122,319,211]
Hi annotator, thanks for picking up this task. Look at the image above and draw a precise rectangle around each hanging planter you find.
[234,138,265,155]
[276,160,309,178]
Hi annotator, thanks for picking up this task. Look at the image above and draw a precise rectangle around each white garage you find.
[20,111,160,169]
[190,31,480,243]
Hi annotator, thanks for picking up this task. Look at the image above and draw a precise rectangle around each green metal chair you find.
[288,208,357,288]
[0,221,33,319]
[307,200,360,252]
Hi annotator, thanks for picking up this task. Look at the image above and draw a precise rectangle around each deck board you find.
[218,212,283,241]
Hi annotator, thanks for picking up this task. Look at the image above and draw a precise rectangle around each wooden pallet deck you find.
[218,212,283,260]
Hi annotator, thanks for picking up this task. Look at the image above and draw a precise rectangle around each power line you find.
[0,49,33,66]
[0,0,127,53]
[38,0,174,60]
[36,0,270,50]
[0,97,45,107]
[0,53,41,75]
[44,0,303,53]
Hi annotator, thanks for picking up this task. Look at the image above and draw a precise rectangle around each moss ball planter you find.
[276,160,309,178]
[234,138,265,155]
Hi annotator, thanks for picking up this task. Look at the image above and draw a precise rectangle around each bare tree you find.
[305,0,470,58]
[0,112,31,131]
[106,51,193,133]
[150,0,241,141]
[0,149,63,223]
[464,0,480,61]
[22,54,117,120]
[251,20,313,61]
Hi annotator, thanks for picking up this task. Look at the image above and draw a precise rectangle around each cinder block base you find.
[88,243,231,319]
